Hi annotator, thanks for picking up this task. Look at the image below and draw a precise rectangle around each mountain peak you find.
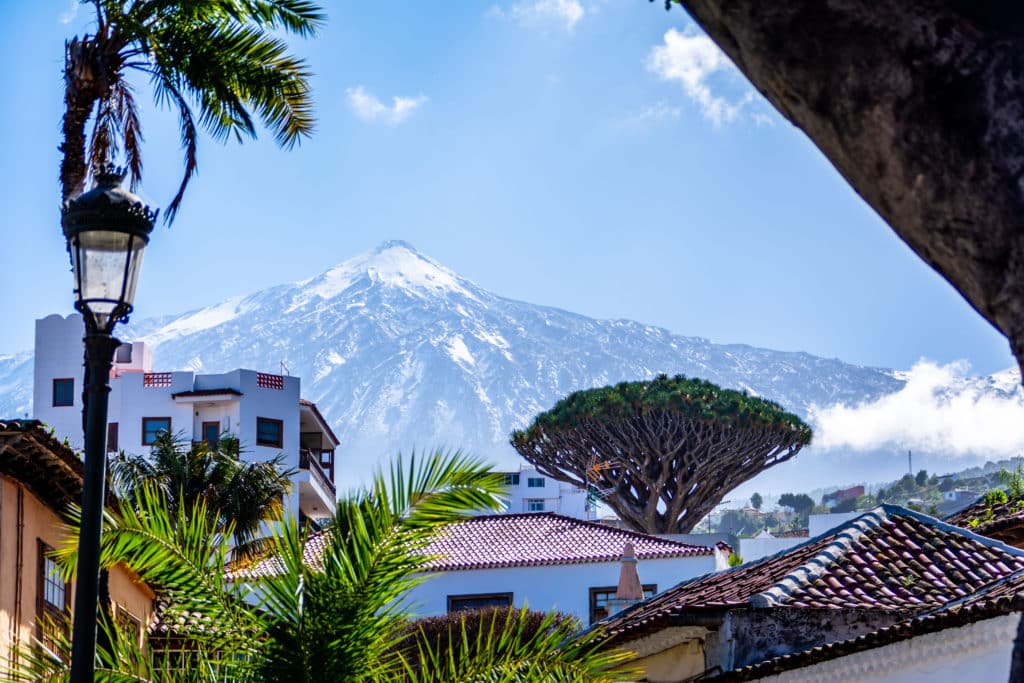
[373,239,418,254]
[292,241,480,306]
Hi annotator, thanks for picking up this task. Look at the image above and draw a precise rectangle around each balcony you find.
[300,449,336,497]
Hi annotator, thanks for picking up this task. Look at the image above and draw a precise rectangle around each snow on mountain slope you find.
[4,241,1019,486]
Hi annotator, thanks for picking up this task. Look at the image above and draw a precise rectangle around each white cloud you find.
[809,361,1024,458]
[646,28,753,127]
[346,86,427,126]
[59,0,78,24]
[492,0,585,32]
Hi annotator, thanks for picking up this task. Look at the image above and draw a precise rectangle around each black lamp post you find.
[61,164,156,682]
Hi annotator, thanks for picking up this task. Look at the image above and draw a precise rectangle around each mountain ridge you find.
[3,241,1019,488]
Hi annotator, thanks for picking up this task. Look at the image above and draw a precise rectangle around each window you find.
[502,473,520,486]
[37,541,69,650]
[106,423,119,453]
[527,477,545,488]
[115,605,142,646]
[256,417,283,447]
[447,593,513,613]
[114,344,133,363]
[52,378,74,407]
[142,417,171,445]
[202,421,220,447]
[588,585,657,624]
[526,499,546,512]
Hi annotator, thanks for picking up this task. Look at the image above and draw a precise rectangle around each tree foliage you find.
[511,374,811,534]
[750,492,763,510]
[109,431,294,554]
[778,493,815,515]
[61,0,323,220]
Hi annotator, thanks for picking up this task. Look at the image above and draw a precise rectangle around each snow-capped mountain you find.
[2,241,1021,488]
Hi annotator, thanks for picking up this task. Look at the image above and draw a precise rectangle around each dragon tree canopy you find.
[510,374,812,534]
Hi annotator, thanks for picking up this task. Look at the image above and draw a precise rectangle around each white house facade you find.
[234,512,728,626]
[750,612,1020,683]
[495,467,595,520]
[33,314,338,522]
[408,557,715,626]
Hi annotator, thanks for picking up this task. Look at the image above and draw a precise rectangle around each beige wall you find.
[0,475,155,672]
[624,639,705,683]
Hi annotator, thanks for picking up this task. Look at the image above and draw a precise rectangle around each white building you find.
[495,466,595,520]
[235,512,727,625]
[33,314,338,522]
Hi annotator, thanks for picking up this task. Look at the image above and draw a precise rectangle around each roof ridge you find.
[883,503,1024,557]
[750,508,890,607]
[463,513,715,550]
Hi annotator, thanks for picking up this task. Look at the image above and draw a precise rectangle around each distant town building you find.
[944,488,983,504]
[822,485,864,508]
[493,466,596,520]
[33,314,338,522]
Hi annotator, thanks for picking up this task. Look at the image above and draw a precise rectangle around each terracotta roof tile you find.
[714,569,1024,681]
[598,505,1024,643]
[946,496,1024,545]
[231,513,715,579]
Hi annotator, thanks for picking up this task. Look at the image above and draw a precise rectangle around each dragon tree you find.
[510,375,812,534]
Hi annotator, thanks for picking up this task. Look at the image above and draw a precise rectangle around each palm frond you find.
[402,607,639,683]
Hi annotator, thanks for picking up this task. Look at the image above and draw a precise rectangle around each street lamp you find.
[61,164,156,682]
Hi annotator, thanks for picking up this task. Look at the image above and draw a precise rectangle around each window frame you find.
[202,421,221,447]
[106,422,119,453]
[527,476,545,488]
[502,473,520,486]
[256,417,284,448]
[446,592,514,613]
[115,604,143,647]
[37,540,70,650]
[588,584,657,625]
[52,378,74,407]
[525,498,546,512]
[142,417,172,446]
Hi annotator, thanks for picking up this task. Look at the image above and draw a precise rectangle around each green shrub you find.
[984,489,1008,507]
[395,606,576,673]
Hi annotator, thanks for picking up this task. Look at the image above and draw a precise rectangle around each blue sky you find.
[0,0,1014,376]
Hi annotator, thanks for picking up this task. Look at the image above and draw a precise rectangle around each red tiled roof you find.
[0,419,86,514]
[231,513,715,579]
[421,513,713,571]
[599,505,1024,643]
[715,569,1024,681]
[946,496,1024,545]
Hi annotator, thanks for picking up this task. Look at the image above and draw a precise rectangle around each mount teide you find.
[1,241,1005,488]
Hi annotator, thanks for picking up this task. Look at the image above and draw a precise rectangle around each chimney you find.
[607,543,644,616]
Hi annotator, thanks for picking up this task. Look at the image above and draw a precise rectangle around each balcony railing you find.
[143,372,173,387]
[300,449,336,497]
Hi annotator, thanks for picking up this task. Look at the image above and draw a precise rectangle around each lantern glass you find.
[70,228,147,331]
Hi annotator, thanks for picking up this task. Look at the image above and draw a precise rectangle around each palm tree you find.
[61,0,324,220]
[109,431,295,553]
[10,451,637,682]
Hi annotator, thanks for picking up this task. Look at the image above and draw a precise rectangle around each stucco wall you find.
[108,370,195,450]
[626,639,705,683]
[33,314,86,448]
[721,607,916,670]
[406,555,718,624]
[759,612,1020,683]
[0,476,155,671]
